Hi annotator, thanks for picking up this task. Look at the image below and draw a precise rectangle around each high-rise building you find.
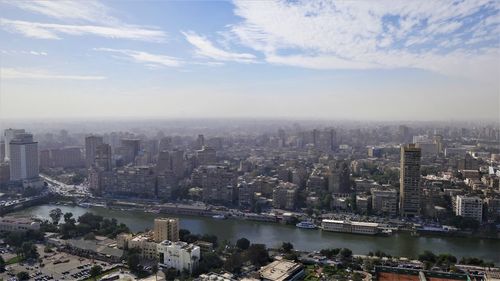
[153,217,180,242]
[156,150,171,174]
[196,146,216,166]
[95,144,112,171]
[399,144,421,217]
[196,134,205,150]
[171,149,185,178]
[85,135,103,167]
[3,128,25,162]
[0,141,5,162]
[121,139,140,157]
[455,195,483,223]
[9,133,39,181]
[328,161,351,194]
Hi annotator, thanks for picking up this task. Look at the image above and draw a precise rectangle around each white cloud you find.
[224,0,500,81]
[5,1,118,25]
[0,19,166,42]
[1,50,48,56]
[183,31,256,63]
[94,48,182,67]
[1,67,106,80]
[1,1,167,42]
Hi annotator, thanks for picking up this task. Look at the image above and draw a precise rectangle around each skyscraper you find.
[95,143,112,171]
[9,133,39,181]
[85,135,103,168]
[399,144,421,217]
[3,128,25,162]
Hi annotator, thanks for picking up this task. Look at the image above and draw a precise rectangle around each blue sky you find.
[0,0,499,120]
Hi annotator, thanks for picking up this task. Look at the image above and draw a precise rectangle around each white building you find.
[9,133,39,181]
[0,217,40,232]
[321,219,380,235]
[3,128,25,162]
[455,195,483,223]
[157,240,200,273]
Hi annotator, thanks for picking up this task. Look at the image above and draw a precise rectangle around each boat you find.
[212,214,227,220]
[296,221,317,229]
[379,229,393,236]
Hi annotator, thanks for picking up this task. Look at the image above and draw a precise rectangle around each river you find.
[9,204,500,264]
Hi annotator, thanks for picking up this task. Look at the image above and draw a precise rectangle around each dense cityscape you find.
[1,0,499,280]
[0,120,498,280]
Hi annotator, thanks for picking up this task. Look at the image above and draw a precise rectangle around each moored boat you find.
[296,221,317,229]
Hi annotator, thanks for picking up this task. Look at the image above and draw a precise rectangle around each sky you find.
[0,0,499,121]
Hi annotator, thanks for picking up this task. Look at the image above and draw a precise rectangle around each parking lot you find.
[0,245,112,281]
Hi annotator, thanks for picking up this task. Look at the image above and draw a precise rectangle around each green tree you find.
[17,271,30,281]
[418,250,437,264]
[152,264,159,281]
[224,252,243,273]
[164,267,178,281]
[0,255,5,272]
[245,244,269,266]
[127,252,142,273]
[49,208,63,225]
[236,238,250,250]
[89,265,102,281]
[339,248,353,263]
[281,242,294,253]
[63,212,74,223]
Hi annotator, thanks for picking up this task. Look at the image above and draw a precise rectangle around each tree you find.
[152,264,159,281]
[339,248,353,263]
[17,271,30,281]
[90,265,102,281]
[18,242,39,261]
[127,252,142,273]
[281,242,294,253]
[164,267,178,281]
[63,212,74,223]
[236,238,250,250]
[49,208,63,225]
[246,244,269,266]
[224,252,243,273]
[418,250,437,264]
[320,248,340,259]
[195,252,223,275]
[0,255,5,273]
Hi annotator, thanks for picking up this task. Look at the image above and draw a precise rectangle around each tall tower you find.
[85,135,103,168]
[9,133,39,181]
[3,128,25,162]
[399,144,421,217]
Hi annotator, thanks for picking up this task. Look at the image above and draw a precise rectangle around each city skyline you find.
[0,0,499,121]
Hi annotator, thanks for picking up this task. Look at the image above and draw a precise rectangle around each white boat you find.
[212,214,227,220]
[296,221,317,229]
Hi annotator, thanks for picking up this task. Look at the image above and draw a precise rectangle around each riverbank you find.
[8,204,500,264]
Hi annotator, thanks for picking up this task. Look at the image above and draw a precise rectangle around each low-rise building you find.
[371,187,398,216]
[128,234,158,260]
[157,240,201,273]
[0,217,40,232]
[321,219,380,235]
[259,260,304,281]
